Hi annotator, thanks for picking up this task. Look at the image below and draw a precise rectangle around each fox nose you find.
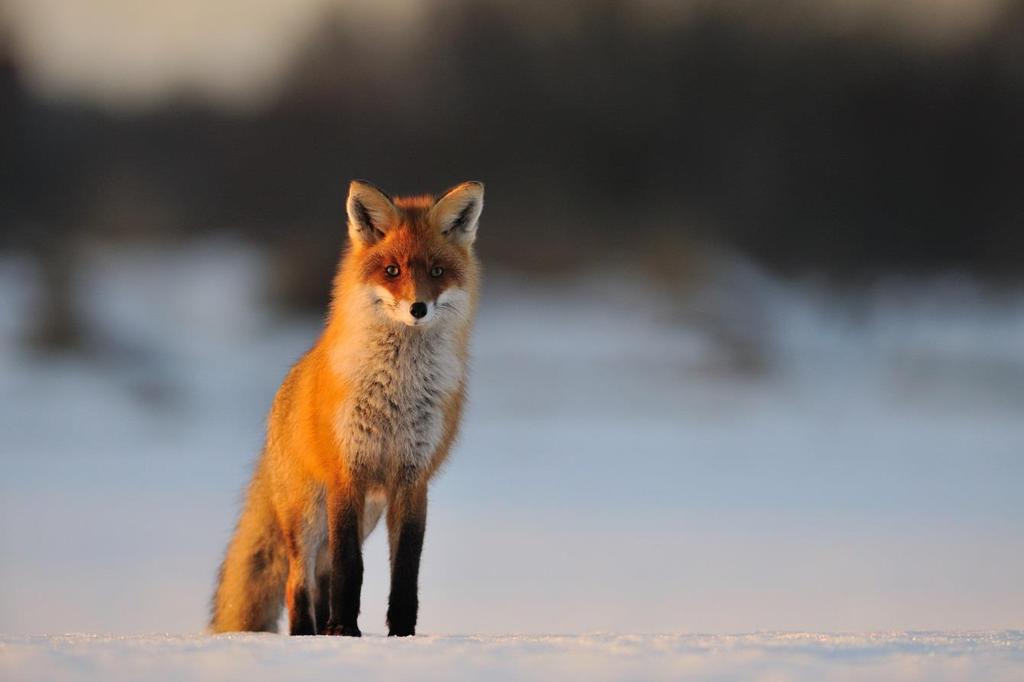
[410,302,428,319]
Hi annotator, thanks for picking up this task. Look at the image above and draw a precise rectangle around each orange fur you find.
[211,181,483,635]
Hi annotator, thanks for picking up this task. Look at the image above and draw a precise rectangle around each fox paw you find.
[322,622,361,637]
[388,626,415,637]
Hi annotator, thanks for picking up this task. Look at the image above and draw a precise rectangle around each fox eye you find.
[430,266,444,278]
[385,265,400,278]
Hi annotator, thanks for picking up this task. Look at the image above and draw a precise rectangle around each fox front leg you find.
[322,487,364,636]
[386,484,428,636]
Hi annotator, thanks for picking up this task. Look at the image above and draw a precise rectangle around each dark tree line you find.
[3,0,1023,322]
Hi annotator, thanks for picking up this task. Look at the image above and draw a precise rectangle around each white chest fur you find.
[333,322,464,482]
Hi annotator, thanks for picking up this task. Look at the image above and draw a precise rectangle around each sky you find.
[1,0,1011,110]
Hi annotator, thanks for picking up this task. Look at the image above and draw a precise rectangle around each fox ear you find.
[431,181,484,247]
[347,180,397,246]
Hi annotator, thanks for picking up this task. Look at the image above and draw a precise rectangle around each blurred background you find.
[1,0,1022,635]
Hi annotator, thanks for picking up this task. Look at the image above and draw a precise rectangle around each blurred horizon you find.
[2,241,1023,634]
[3,1,1024,347]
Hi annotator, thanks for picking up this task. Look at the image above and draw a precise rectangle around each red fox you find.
[210,180,484,636]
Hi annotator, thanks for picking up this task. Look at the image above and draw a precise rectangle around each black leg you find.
[323,494,363,636]
[287,584,315,636]
[314,572,330,634]
[387,487,427,637]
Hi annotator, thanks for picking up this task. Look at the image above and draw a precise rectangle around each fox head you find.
[343,180,484,328]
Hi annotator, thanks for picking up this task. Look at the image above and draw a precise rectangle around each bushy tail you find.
[210,470,287,632]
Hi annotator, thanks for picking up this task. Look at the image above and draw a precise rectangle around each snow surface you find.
[3,632,1023,682]
[1,241,1023,643]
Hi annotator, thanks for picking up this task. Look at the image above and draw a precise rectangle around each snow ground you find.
[3,632,1023,682]
[1,240,1023,644]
